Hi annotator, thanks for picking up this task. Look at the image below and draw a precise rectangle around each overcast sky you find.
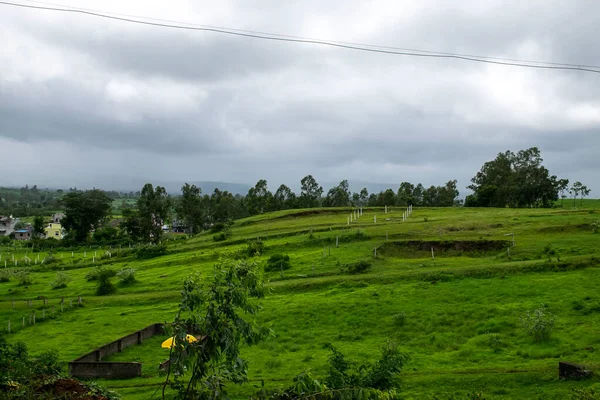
[1,0,598,195]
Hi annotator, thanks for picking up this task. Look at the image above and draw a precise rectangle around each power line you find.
[2,0,600,74]
[15,0,600,71]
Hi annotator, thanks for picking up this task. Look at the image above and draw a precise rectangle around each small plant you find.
[14,270,33,286]
[592,221,600,234]
[393,311,406,327]
[488,333,503,353]
[50,270,71,289]
[520,305,556,342]
[571,386,600,400]
[96,269,116,295]
[116,268,137,285]
[135,243,168,259]
[213,228,232,242]
[246,239,265,256]
[265,254,291,272]
[0,269,11,282]
[42,255,58,266]
[423,216,429,222]
[85,266,116,281]
[343,260,372,274]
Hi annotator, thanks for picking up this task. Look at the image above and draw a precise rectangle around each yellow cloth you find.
[161,334,197,349]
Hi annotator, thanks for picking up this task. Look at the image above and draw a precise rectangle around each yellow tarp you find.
[161,334,197,349]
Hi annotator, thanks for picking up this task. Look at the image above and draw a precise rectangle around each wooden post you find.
[385,205,387,214]
[431,247,435,259]
[374,215,376,224]
[507,247,511,257]
[374,247,377,258]
[347,217,350,226]
[336,236,339,248]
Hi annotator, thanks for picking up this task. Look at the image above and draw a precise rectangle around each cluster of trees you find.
[0,185,63,217]
[466,147,590,208]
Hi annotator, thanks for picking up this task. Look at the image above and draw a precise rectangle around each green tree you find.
[246,179,273,215]
[61,190,112,242]
[397,182,415,206]
[137,184,171,243]
[359,188,369,206]
[32,216,45,239]
[175,183,203,234]
[467,147,560,208]
[323,180,351,207]
[570,181,591,207]
[299,175,323,208]
[557,178,570,207]
[164,260,269,399]
[273,184,297,210]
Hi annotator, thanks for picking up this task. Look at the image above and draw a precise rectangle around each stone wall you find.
[69,323,164,379]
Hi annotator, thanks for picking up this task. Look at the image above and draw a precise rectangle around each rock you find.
[559,361,592,380]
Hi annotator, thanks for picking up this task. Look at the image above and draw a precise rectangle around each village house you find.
[0,215,16,237]
[52,212,65,224]
[45,222,63,239]
[14,227,32,241]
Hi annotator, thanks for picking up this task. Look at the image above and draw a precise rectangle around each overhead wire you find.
[1,0,600,74]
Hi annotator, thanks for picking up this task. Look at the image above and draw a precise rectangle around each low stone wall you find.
[69,323,164,379]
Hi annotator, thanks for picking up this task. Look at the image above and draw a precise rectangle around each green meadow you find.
[1,202,600,399]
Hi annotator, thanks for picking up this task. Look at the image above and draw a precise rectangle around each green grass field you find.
[1,202,600,399]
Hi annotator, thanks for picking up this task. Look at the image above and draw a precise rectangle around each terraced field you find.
[1,204,600,399]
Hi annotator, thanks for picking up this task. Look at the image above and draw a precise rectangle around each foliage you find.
[61,189,113,242]
[135,243,168,259]
[96,269,116,295]
[247,239,265,256]
[164,259,269,400]
[0,269,11,282]
[247,179,274,215]
[342,260,372,274]
[323,180,351,207]
[520,305,556,342]
[85,266,116,281]
[466,147,561,208]
[175,183,204,234]
[593,221,600,234]
[14,270,32,286]
[299,175,323,208]
[265,254,291,272]
[116,268,137,285]
[274,184,297,210]
[122,183,171,243]
[213,228,232,242]
[92,226,120,242]
[393,312,406,327]
[571,386,600,400]
[32,216,45,239]
[570,182,592,207]
[50,270,71,289]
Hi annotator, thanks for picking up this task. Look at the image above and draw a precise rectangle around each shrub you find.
[42,255,58,266]
[50,271,71,289]
[0,269,11,283]
[116,268,137,285]
[96,269,116,295]
[246,239,265,256]
[488,333,503,353]
[213,229,232,242]
[14,270,32,286]
[85,266,116,281]
[210,221,233,233]
[343,260,372,274]
[393,312,406,327]
[592,221,600,234]
[520,305,556,342]
[135,243,168,259]
[265,254,291,272]
[571,387,600,400]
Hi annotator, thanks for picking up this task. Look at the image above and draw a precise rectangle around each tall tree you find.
[135,183,171,243]
[273,184,296,210]
[323,180,351,207]
[246,180,273,215]
[467,147,560,208]
[359,188,369,206]
[557,178,570,207]
[397,182,415,206]
[62,190,112,242]
[175,183,203,234]
[570,181,591,207]
[32,216,45,239]
[299,175,323,208]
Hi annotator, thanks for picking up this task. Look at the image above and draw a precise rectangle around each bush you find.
[246,239,265,256]
[592,221,599,234]
[213,229,232,242]
[265,254,291,272]
[393,312,406,327]
[96,269,116,295]
[42,255,58,266]
[116,268,137,285]
[0,269,11,283]
[14,270,32,286]
[488,333,503,353]
[85,266,116,281]
[50,271,71,289]
[520,305,556,342]
[210,221,233,233]
[342,260,372,274]
[135,244,167,259]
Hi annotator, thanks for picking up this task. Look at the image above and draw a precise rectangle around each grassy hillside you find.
[1,205,600,399]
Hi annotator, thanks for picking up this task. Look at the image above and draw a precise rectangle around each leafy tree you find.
[557,179,570,207]
[175,183,204,234]
[570,181,591,207]
[273,184,297,210]
[359,188,369,206]
[299,175,323,208]
[467,147,560,208]
[397,182,414,206]
[32,216,45,239]
[323,180,351,207]
[164,260,269,400]
[412,184,424,206]
[125,184,171,243]
[61,189,112,242]
[247,179,273,215]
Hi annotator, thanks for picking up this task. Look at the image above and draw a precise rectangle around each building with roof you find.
[14,228,31,241]
[45,223,63,240]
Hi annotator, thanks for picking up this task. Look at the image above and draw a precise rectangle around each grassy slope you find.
[1,203,600,399]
